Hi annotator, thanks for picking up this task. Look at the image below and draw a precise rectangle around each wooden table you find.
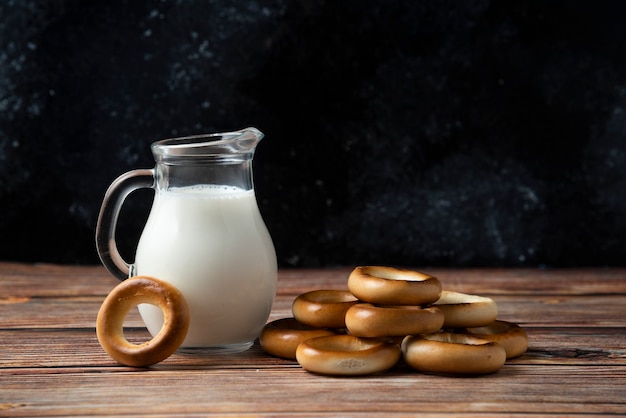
[1,262,625,416]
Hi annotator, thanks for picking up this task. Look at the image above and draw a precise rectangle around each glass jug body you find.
[96,128,277,353]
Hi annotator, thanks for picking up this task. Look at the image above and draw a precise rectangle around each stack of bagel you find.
[260,266,528,376]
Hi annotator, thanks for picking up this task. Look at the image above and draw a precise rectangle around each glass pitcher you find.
[95,127,277,353]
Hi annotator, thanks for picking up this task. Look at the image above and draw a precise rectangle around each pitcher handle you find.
[95,169,155,281]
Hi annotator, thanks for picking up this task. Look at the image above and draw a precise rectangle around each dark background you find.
[1,0,624,268]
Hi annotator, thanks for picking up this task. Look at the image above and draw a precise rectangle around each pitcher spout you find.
[151,127,264,163]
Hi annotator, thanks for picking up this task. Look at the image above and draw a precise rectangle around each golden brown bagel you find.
[345,303,444,338]
[259,317,338,360]
[348,266,442,306]
[96,276,190,367]
[296,334,401,376]
[292,289,359,329]
[461,320,528,359]
[432,290,498,328]
[402,332,506,375]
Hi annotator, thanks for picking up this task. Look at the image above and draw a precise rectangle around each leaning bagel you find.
[96,276,190,367]
[348,266,442,306]
[461,320,528,359]
[296,334,401,376]
[259,317,338,360]
[402,332,506,375]
[345,303,444,338]
[432,290,498,328]
[292,289,359,329]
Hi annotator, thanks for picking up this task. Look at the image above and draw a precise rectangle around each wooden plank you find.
[523,327,626,366]
[2,293,625,329]
[0,329,289,369]
[0,262,119,297]
[0,296,110,329]
[2,366,625,416]
[1,263,626,416]
[0,327,624,370]
[276,267,626,296]
[2,263,626,298]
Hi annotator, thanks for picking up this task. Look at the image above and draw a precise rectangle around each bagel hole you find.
[124,327,154,345]
[423,333,487,346]
[466,321,511,335]
[367,267,430,282]
[434,291,489,305]
[124,303,163,344]
[310,336,380,352]
[381,305,424,311]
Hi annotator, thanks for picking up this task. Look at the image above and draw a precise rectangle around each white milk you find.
[134,185,277,351]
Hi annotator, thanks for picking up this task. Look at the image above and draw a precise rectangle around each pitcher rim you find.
[151,127,263,160]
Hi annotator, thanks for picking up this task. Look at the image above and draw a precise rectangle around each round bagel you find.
[345,303,444,338]
[292,289,359,329]
[259,317,338,360]
[461,320,528,359]
[96,276,190,367]
[432,290,498,328]
[402,332,506,375]
[296,334,401,376]
[347,266,442,306]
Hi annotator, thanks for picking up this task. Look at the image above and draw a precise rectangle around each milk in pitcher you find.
[134,184,277,351]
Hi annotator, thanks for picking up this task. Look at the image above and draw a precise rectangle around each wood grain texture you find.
[1,263,625,416]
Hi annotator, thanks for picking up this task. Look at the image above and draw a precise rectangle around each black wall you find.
[1,0,625,267]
